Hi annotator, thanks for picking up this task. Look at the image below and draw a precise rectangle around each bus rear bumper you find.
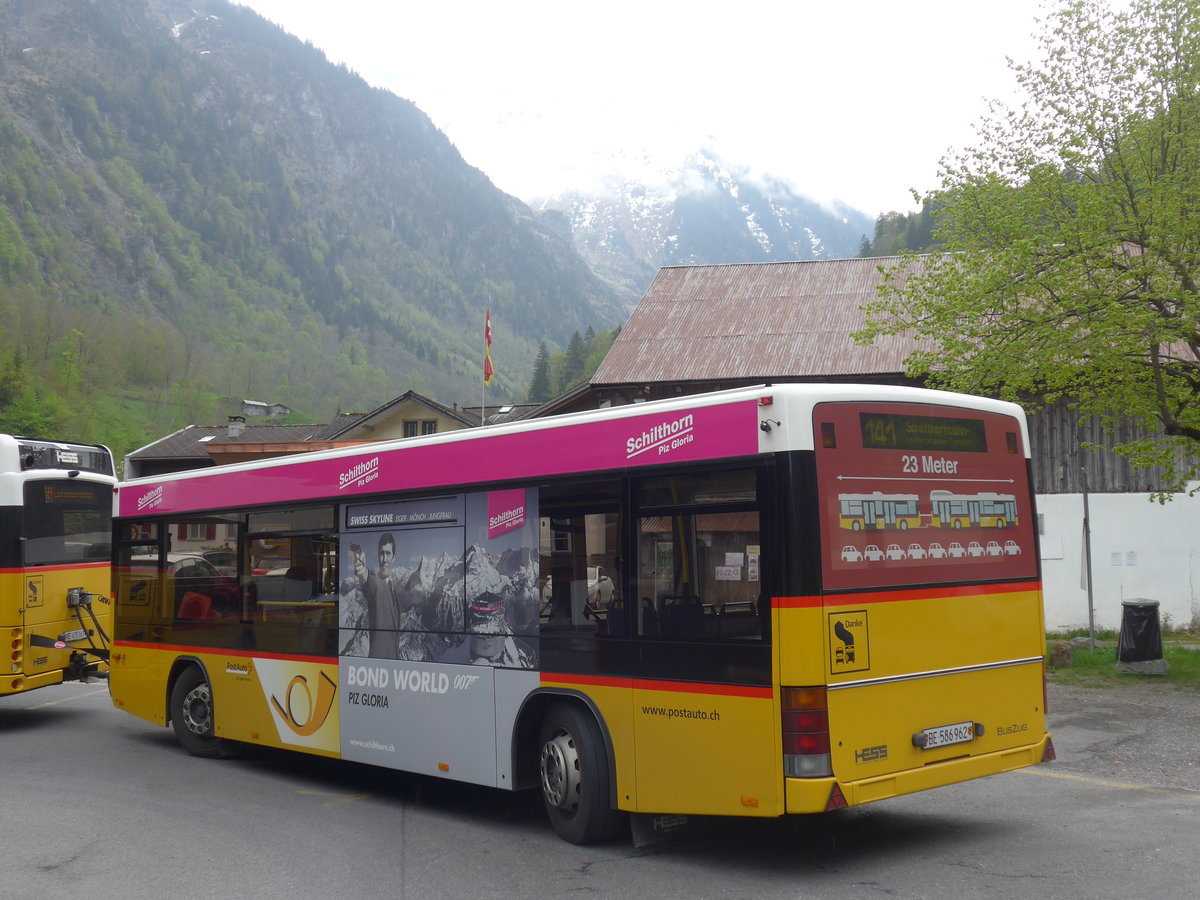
[785,732,1053,813]
[1,669,66,696]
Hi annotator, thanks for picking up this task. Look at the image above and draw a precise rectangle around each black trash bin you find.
[1117,599,1163,662]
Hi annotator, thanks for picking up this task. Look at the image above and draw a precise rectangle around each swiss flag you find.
[483,308,494,385]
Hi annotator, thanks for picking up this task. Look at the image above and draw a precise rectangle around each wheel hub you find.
[181,683,213,736]
[540,730,581,812]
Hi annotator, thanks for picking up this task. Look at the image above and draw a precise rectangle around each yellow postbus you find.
[930,489,1020,529]
[108,384,1053,843]
[836,491,923,532]
[2,435,116,696]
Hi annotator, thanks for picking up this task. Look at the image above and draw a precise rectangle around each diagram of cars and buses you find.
[834,488,1026,566]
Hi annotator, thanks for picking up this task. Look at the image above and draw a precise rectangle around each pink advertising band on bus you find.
[120,399,762,517]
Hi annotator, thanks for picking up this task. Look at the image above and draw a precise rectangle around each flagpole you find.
[482,303,493,426]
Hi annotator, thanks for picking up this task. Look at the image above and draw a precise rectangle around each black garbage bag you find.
[1117,600,1163,662]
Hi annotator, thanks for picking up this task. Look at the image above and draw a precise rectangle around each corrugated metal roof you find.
[592,257,927,385]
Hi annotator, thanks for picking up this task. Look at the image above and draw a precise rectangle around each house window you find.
[403,421,419,438]
[185,523,216,541]
[422,420,437,435]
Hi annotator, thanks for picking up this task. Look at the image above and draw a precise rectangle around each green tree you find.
[858,0,1200,491]
[0,357,63,436]
[563,331,587,389]
[0,351,27,409]
[528,342,552,403]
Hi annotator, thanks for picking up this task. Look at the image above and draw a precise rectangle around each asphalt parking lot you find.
[3,677,1198,899]
[1044,679,1200,792]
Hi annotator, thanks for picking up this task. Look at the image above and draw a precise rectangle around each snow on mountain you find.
[390,544,538,603]
[534,149,874,305]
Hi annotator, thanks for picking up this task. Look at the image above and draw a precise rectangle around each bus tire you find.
[170,666,231,759]
[537,703,624,844]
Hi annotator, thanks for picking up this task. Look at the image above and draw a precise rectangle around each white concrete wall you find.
[1038,488,1200,632]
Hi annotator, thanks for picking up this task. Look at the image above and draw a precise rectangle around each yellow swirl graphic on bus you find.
[270,671,337,736]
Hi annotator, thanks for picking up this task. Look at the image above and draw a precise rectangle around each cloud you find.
[240,0,1049,214]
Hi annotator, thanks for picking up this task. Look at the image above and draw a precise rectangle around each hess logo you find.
[270,671,337,736]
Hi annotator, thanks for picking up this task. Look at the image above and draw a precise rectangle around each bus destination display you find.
[859,413,987,453]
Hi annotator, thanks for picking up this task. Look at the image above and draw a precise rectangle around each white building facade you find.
[1039,489,1200,632]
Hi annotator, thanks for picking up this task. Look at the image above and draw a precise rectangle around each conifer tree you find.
[563,331,587,388]
[529,342,552,403]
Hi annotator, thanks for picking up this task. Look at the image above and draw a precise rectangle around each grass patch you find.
[1046,633,1200,690]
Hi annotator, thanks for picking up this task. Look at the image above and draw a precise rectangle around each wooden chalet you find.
[123,390,536,479]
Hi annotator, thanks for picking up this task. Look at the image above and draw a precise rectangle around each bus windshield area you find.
[21,480,113,566]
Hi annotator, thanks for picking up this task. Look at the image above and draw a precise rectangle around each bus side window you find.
[634,469,764,643]
[538,508,622,634]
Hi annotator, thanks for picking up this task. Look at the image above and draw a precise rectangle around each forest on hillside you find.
[857,202,941,257]
[0,0,621,459]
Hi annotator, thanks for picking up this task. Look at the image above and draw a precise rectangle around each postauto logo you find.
[254,659,340,750]
[270,671,338,737]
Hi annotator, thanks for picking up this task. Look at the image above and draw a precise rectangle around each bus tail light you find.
[782,686,831,777]
[821,422,836,448]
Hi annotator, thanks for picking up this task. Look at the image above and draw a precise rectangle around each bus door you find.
[808,403,1048,808]
[628,468,778,817]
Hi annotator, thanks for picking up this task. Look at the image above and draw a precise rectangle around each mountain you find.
[534,150,875,300]
[0,0,623,452]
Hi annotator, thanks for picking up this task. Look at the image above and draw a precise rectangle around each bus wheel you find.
[170,667,230,759]
[538,704,624,844]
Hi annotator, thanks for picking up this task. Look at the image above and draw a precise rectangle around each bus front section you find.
[1,438,115,695]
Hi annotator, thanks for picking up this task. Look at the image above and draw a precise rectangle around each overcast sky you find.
[235,0,1055,216]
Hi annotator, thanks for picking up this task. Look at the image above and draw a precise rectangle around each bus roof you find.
[116,384,1029,517]
[0,434,116,479]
